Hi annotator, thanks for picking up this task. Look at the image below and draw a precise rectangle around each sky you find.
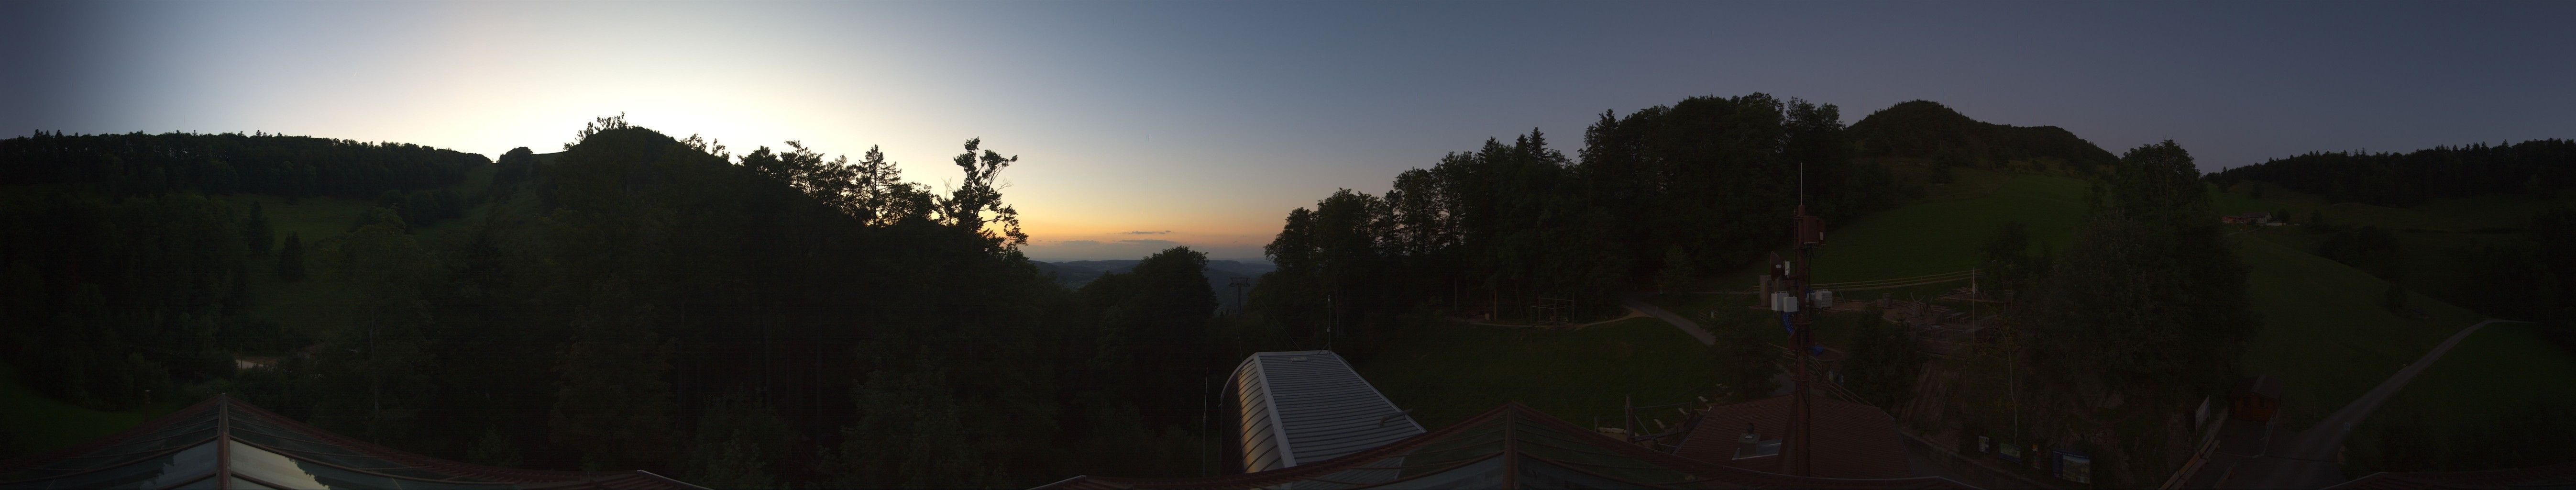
[7,2,2572,261]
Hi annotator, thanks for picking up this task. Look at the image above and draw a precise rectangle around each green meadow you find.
[1656,166,2548,434]
[1353,317,1725,433]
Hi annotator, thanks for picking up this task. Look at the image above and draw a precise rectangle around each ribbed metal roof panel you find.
[1240,350,1425,468]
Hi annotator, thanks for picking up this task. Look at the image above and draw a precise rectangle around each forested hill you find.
[0,131,489,198]
[2205,138,2576,206]
[5,116,1288,487]
[1845,100,2118,174]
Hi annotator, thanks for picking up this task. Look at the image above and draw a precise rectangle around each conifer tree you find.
[245,200,274,256]
[275,233,305,282]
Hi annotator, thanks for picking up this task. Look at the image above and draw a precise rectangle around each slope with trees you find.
[2,117,1257,487]
[1250,94,1908,360]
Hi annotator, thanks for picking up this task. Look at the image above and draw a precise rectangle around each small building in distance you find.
[2222,211,2274,225]
[1219,350,1426,475]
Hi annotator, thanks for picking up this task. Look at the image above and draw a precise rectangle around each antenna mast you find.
[1782,159,1825,476]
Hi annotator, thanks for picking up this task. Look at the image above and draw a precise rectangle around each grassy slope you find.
[2349,322,2576,462]
[2212,182,2576,434]
[1352,318,1723,432]
[1651,170,2085,351]
[2216,182,2576,319]
[2229,230,2486,427]
[225,194,374,338]
[1658,168,2547,433]
[224,164,500,338]
[1808,172,2090,283]
[0,363,177,458]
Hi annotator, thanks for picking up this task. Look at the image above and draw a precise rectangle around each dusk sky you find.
[8,1,2571,261]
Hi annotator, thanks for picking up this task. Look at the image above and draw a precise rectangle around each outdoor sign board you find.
[2053,450,2092,484]
[1998,443,2022,463]
[1977,435,1990,454]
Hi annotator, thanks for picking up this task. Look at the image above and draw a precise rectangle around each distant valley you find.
[1035,258,1276,311]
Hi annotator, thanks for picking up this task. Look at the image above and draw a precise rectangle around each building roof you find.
[1227,350,1425,473]
[1040,402,1972,490]
[2326,461,2576,490]
[0,395,703,490]
[1669,394,1915,479]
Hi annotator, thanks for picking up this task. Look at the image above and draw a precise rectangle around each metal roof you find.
[1040,402,1975,490]
[0,395,703,490]
[1227,350,1425,473]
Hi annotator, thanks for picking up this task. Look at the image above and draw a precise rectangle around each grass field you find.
[2208,183,2576,434]
[2214,183,2576,320]
[1660,168,2524,434]
[1805,173,2091,283]
[1636,292,1887,351]
[1350,318,1725,433]
[222,195,376,338]
[222,164,506,339]
[0,363,177,458]
[1651,171,2090,352]
[2345,321,2576,470]
[2382,322,2576,425]
[2229,230,2487,427]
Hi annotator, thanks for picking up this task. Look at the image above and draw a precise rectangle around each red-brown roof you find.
[1671,394,1915,479]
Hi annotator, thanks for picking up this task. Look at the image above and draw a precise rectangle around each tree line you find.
[2206,138,2576,207]
[1248,93,1909,359]
[1,131,490,199]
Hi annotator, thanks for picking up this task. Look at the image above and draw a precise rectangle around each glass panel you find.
[227,443,339,490]
[226,441,521,490]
